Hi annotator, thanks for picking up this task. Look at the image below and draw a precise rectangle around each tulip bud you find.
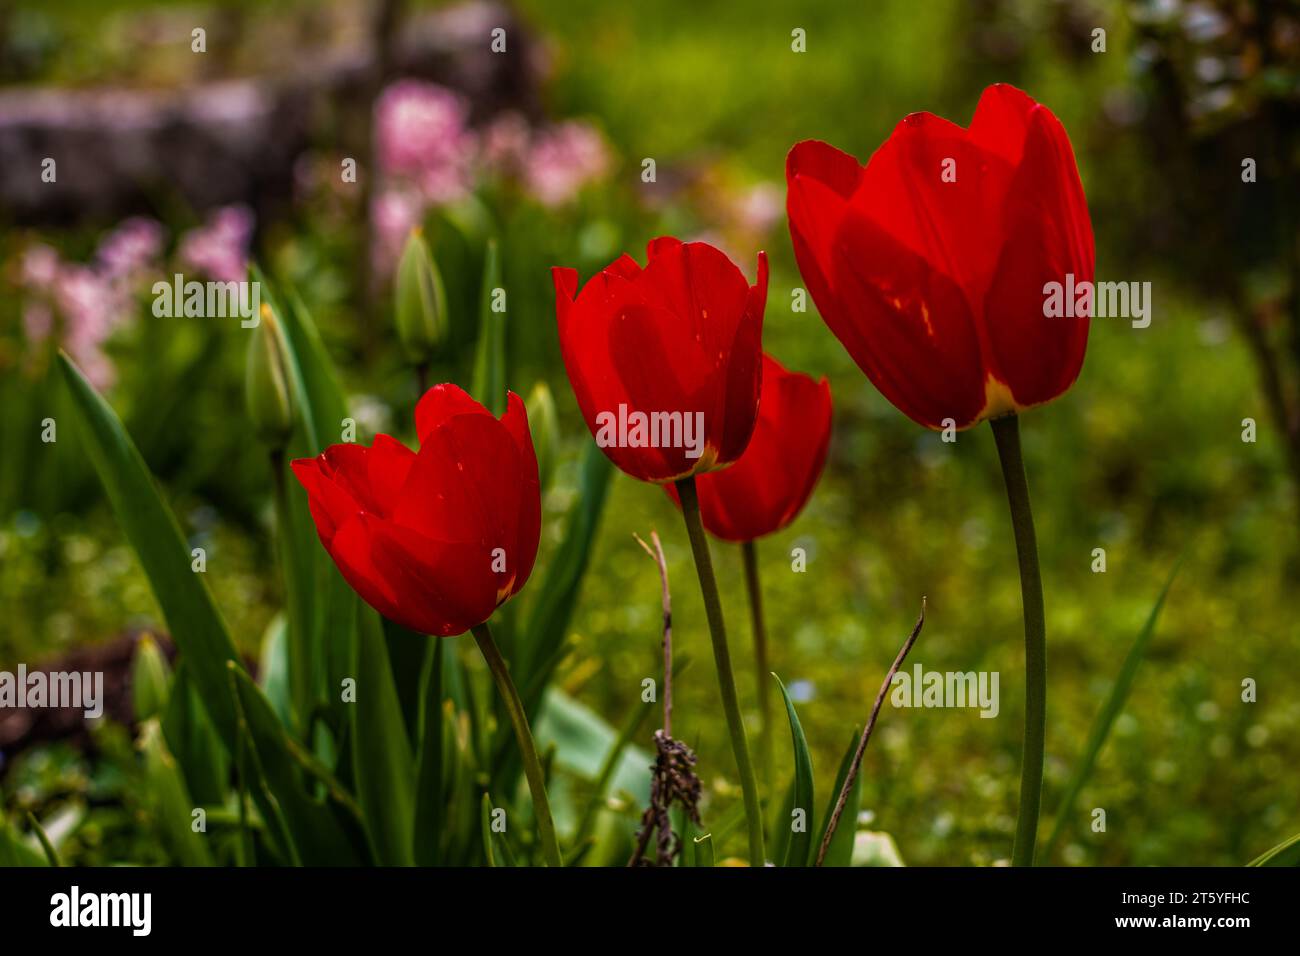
[131,633,172,722]
[245,304,296,447]
[395,228,448,363]
[525,381,559,490]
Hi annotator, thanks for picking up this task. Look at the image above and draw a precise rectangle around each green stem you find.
[471,621,563,868]
[990,414,1047,868]
[676,476,766,867]
[741,539,772,792]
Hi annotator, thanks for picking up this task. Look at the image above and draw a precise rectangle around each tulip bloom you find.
[554,236,771,866]
[786,83,1093,430]
[786,84,1093,867]
[666,354,832,543]
[552,236,768,483]
[291,383,540,638]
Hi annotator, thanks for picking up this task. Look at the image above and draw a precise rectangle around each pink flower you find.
[178,205,254,283]
[55,264,121,388]
[20,244,60,290]
[375,80,476,204]
[97,216,164,282]
[523,121,610,207]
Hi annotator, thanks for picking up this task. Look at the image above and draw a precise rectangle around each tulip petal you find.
[414,382,494,445]
[498,391,541,595]
[981,106,1093,407]
[394,411,522,552]
[831,205,988,428]
[363,517,500,636]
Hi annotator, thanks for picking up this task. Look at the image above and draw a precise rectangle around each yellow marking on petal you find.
[980,375,1019,420]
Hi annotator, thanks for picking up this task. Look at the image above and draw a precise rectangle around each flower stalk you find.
[471,620,563,868]
[676,476,766,867]
[990,413,1047,867]
[741,539,772,789]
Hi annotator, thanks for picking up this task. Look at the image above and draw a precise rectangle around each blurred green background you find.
[1,0,1297,866]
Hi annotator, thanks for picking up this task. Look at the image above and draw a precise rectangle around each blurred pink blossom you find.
[523,121,611,207]
[178,205,254,283]
[17,217,169,388]
[375,79,477,204]
[481,111,532,176]
[96,216,165,283]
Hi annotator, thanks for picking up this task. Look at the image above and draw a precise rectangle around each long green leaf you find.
[280,287,361,743]
[229,665,370,865]
[57,353,242,744]
[1044,554,1185,860]
[161,663,228,807]
[58,350,363,863]
[413,640,446,866]
[1248,830,1300,866]
[139,719,213,866]
[519,443,614,697]
[774,675,815,867]
[480,793,518,867]
[352,606,416,865]
[693,832,715,868]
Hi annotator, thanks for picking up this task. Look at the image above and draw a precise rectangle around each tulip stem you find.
[741,539,772,791]
[991,413,1046,868]
[470,621,563,868]
[676,476,766,867]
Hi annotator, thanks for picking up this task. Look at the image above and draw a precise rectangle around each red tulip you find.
[291,384,540,637]
[786,83,1093,430]
[552,236,768,483]
[666,354,831,542]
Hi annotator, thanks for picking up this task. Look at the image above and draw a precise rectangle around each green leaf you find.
[471,238,506,416]
[279,286,359,737]
[351,606,416,865]
[774,675,815,867]
[413,640,446,866]
[383,618,430,746]
[56,353,243,745]
[534,688,653,805]
[228,664,370,865]
[229,671,301,866]
[25,813,60,867]
[161,663,228,807]
[1044,554,1185,860]
[692,832,715,868]
[257,614,292,730]
[573,693,657,847]
[1248,830,1300,866]
[518,443,614,699]
[139,719,213,867]
[480,793,518,867]
[817,727,863,867]
[0,815,47,867]
[57,350,360,864]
